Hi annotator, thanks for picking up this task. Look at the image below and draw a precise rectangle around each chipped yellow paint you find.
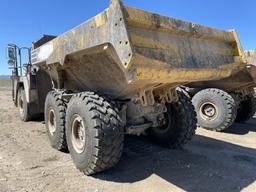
[95,13,106,28]
[105,8,110,18]
[130,33,236,62]
[217,62,245,69]
[126,6,236,44]
[31,0,252,98]
[130,33,180,63]
[130,34,176,50]
[229,30,243,56]
[135,62,244,82]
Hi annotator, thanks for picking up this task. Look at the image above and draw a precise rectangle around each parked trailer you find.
[187,50,256,131]
[7,0,250,175]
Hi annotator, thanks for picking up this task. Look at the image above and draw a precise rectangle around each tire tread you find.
[66,92,123,175]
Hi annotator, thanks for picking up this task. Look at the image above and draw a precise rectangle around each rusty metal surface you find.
[31,0,247,99]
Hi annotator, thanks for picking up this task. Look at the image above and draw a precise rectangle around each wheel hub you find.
[48,109,56,135]
[71,115,86,154]
[153,111,172,133]
[200,102,218,120]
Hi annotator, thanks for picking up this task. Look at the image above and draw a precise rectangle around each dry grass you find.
[0,79,12,88]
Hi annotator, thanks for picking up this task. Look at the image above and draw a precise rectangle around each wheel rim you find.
[199,102,218,121]
[71,114,86,154]
[18,94,24,115]
[48,108,56,136]
[152,109,172,134]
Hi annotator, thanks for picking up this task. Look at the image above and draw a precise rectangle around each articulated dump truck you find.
[187,50,256,132]
[7,0,253,175]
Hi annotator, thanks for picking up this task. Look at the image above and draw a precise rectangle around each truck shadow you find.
[94,135,256,192]
[224,118,256,135]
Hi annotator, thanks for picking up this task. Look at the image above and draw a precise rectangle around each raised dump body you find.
[31,0,246,101]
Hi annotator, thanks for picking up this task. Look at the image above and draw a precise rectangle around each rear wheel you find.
[45,91,68,152]
[146,89,197,148]
[192,88,237,131]
[66,92,124,175]
[17,87,31,122]
[235,96,256,123]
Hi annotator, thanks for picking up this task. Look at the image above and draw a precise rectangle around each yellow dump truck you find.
[6,0,253,175]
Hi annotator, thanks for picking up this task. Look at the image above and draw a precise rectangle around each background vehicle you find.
[6,0,251,175]
[186,50,256,132]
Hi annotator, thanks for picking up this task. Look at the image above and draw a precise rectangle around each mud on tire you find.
[65,92,124,175]
[44,91,68,152]
[192,88,237,132]
[146,89,197,148]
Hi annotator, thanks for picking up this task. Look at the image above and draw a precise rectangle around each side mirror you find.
[8,59,15,66]
[7,46,16,66]
[7,47,16,61]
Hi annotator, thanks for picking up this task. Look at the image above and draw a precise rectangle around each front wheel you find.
[66,92,124,175]
[146,89,197,148]
[17,87,31,122]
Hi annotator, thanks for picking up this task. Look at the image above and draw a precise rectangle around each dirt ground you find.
[0,83,255,192]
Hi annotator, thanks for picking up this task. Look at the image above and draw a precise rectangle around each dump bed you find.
[31,0,247,98]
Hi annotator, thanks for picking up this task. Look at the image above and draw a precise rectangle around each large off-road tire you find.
[66,92,124,175]
[235,96,256,123]
[192,88,237,132]
[44,91,68,152]
[17,87,31,122]
[146,89,197,148]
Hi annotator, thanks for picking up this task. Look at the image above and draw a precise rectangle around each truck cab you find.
[7,41,52,121]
